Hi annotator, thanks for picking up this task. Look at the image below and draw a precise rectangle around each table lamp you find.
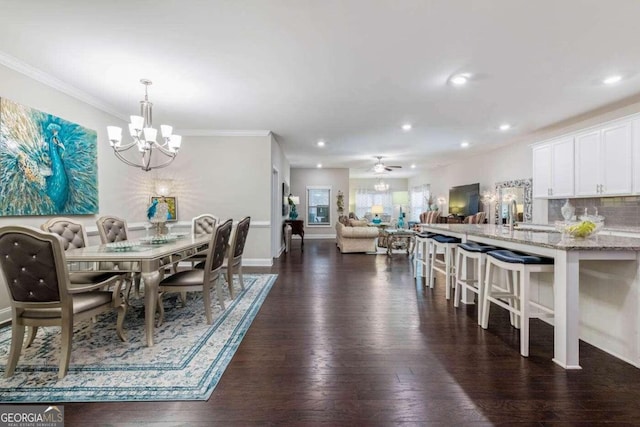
[288,195,300,220]
[371,205,384,224]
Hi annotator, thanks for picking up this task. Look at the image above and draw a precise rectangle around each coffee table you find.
[383,229,416,256]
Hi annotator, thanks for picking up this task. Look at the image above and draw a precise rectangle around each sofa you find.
[335,219,379,253]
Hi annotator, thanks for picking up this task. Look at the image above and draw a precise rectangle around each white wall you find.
[290,168,349,237]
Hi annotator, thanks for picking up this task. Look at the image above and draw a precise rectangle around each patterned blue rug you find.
[0,274,277,402]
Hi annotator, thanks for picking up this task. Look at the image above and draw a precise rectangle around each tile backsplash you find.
[548,196,640,227]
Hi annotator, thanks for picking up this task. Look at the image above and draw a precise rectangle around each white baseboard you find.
[299,234,336,240]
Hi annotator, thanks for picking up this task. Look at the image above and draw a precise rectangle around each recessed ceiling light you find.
[460,141,470,148]
[603,75,622,85]
[317,140,325,147]
[499,123,511,131]
[410,164,416,169]
[402,123,412,131]
[449,73,471,86]
[317,163,322,168]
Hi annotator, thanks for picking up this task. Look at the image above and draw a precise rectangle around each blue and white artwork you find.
[0,97,98,216]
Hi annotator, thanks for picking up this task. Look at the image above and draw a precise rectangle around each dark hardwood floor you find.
[65,239,640,426]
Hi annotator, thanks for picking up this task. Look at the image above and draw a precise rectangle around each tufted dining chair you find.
[157,219,233,324]
[223,216,251,299]
[0,225,127,379]
[96,216,142,296]
[41,217,127,291]
[189,214,219,267]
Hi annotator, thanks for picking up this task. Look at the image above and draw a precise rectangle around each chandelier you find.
[374,179,389,191]
[107,79,182,172]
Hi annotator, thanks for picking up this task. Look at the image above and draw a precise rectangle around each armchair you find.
[0,225,127,379]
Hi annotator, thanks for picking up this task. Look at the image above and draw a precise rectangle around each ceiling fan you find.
[372,156,402,173]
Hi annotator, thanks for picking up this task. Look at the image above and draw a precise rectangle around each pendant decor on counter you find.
[561,199,575,221]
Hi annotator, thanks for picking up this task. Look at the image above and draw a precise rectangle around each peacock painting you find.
[0,97,98,216]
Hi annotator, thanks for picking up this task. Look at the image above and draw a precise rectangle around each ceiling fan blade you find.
[387,165,402,168]
[384,167,392,172]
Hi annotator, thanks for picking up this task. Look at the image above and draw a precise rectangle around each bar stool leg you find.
[520,266,530,357]
[481,258,493,329]
[428,240,436,289]
[453,249,464,307]
[476,256,484,325]
[445,245,452,300]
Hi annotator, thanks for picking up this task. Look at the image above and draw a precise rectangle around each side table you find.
[284,219,304,251]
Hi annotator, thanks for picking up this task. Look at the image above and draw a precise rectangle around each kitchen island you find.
[418,223,640,370]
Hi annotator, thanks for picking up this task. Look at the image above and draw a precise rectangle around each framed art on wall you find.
[282,182,289,217]
[150,196,178,221]
[0,97,99,216]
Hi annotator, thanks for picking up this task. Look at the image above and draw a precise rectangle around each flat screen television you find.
[448,183,480,217]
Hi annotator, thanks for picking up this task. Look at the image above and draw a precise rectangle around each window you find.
[410,184,430,221]
[354,189,392,219]
[307,187,331,226]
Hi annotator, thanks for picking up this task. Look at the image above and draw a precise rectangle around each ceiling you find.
[1,0,640,178]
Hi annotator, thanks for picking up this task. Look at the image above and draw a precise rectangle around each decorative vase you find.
[561,199,575,221]
[289,205,298,220]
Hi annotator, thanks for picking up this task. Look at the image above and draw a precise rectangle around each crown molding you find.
[177,129,272,137]
[0,50,126,121]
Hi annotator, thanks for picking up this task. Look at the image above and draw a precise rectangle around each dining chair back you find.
[157,219,233,324]
[189,214,219,268]
[192,214,219,235]
[0,225,127,379]
[41,217,126,293]
[96,216,130,243]
[95,215,142,295]
[225,216,251,298]
[41,217,89,250]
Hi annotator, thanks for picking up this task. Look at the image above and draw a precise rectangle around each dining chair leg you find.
[237,264,245,291]
[5,322,25,378]
[215,274,226,311]
[226,264,235,299]
[59,315,73,379]
[115,304,128,342]
[156,293,166,327]
[203,283,214,324]
[25,326,38,348]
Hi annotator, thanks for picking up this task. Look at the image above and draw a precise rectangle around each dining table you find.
[418,223,640,370]
[65,233,211,346]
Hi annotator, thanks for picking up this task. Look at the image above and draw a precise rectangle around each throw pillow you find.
[349,219,369,227]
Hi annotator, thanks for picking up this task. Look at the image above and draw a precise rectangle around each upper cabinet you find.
[533,115,637,199]
[575,121,632,197]
[633,118,640,193]
[532,137,574,198]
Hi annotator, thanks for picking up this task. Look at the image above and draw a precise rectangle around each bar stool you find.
[453,242,498,324]
[481,249,555,357]
[430,235,462,299]
[413,232,436,281]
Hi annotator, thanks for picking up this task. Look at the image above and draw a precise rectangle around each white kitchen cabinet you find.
[574,122,632,196]
[632,118,640,193]
[532,137,574,198]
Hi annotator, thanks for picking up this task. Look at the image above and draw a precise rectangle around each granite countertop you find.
[518,222,640,234]
[419,224,640,251]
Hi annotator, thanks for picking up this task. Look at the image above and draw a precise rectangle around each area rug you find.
[0,273,277,402]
